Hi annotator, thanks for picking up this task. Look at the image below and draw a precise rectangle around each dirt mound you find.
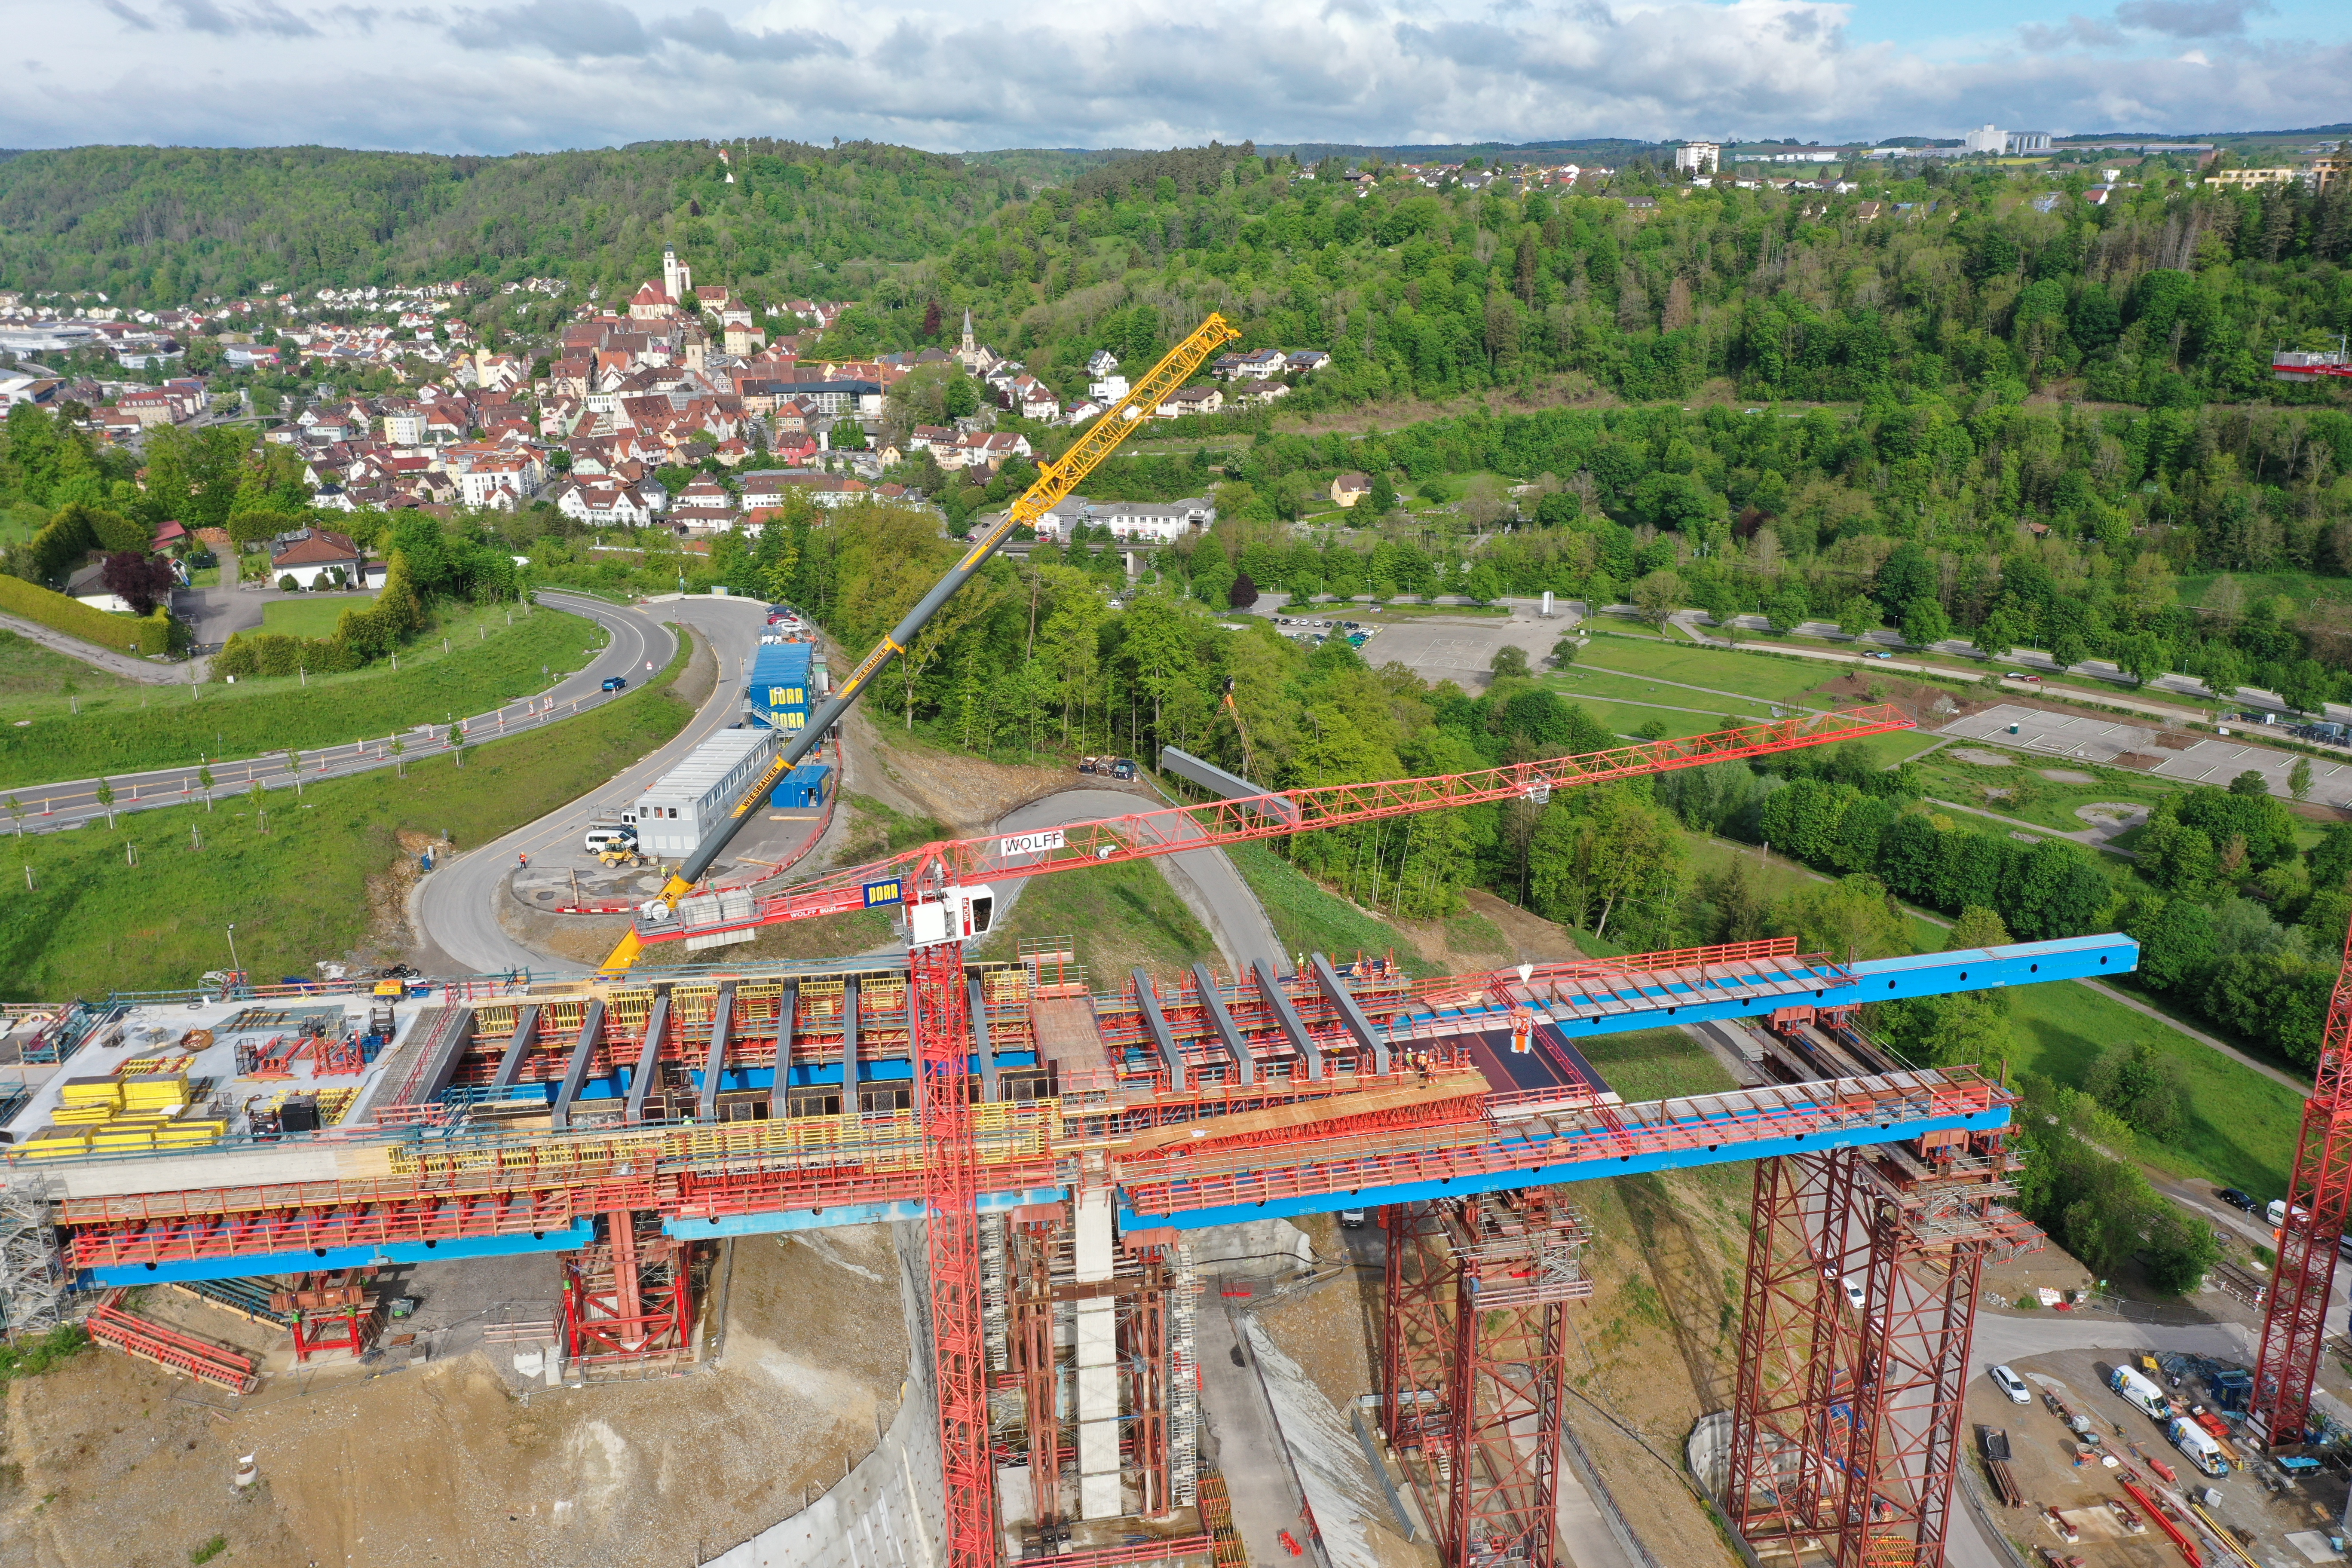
[2154,731,2199,750]
[1810,671,1968,720]
[2113,752,2161,770]
[1,1225,908,1568]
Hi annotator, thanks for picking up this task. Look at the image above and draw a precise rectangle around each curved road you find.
[0,589,665,831]
[418,595,771,976]
[989,787,1288,979]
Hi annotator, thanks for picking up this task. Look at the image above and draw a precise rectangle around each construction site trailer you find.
[772,762,832,809]
[631,728,780,856]
[747,642,814,730]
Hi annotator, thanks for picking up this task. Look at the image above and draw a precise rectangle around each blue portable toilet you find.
[772,762,833,809]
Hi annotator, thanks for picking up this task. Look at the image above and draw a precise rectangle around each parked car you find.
[2217,1188,2258,1213]
[1338,1210,1369,1229]
[2004,671,2042,683]
[602,676,629,692]
[1989,1364,2032,1404]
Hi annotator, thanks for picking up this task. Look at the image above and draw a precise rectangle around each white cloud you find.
[0,0,2343,154]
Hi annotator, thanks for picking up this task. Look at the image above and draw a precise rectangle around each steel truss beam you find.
[1726,1136,2037,1568]
[1382,1191,1592,1568]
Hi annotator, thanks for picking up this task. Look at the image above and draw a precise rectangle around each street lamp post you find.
[226,922,243,987]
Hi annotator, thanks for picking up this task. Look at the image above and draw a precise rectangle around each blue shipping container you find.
[772,762,833,809]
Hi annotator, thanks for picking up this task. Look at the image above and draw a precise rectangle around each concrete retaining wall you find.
[707,1219,947,1568]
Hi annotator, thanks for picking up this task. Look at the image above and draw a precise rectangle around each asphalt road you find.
[1666,607,2352,732]
[989,786,1289,979]
[415,594,769,976]
[0,588,658,832]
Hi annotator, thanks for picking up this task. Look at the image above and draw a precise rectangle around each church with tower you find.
[629,246,695,322]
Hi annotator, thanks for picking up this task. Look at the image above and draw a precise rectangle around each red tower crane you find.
[2250,925,2352,1444]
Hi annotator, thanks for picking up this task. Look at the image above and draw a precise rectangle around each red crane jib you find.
[645,705,1914,943]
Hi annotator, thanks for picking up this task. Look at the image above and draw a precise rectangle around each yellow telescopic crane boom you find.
[600,312,1243,971]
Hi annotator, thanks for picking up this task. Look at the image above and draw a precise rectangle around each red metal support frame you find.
[2251,924,2352,1445]
[912,939,997,1568]
[1381,1194,1590,1568]
[1727,1134,2034,1568]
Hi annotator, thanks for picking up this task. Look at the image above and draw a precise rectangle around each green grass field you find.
[1227,840,1446,977]
[974,858,1215,987]
[2003,979,2304,1197]
[1580,1027,1738,1102]
[260,596,371,639]
[1912,744,2185,833]
[2179,570,2352,615]
[0,630,131,698]
[1569,634,1865,705]
[1552,668,1780,722]
[0,600,602,788]
[0,629,698,1000]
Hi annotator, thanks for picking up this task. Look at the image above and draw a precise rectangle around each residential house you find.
[1157,385,1223,419]
[269,527,366,590]
[550,477,658,528]
[676,478,735,513]
[1330,472,1372,508]
[1286,350,1331,373]
[1033,495,1214,543]
[1225,348,1288,381]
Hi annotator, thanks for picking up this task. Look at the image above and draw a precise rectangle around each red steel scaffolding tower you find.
[1383,1191,1595,1568]
[913,940,997,1568]
[2250,927,2352,1445]
[1725,1134,2037,1568]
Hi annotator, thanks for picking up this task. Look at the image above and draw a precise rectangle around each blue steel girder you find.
[1113,1074,2013,1231]
[81,1220,598,1288]
[1529,934,2135,1041]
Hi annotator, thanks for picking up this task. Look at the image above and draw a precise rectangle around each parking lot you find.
[1941,704,2352,808]
[1252,605,1570,689]
[1971,1343,2349,1568]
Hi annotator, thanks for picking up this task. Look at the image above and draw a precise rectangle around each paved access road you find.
[0,589,661,833]
[988,787,1288,980]
[416,595,770,976]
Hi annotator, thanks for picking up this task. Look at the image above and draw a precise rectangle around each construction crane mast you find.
[598,311,1243,973]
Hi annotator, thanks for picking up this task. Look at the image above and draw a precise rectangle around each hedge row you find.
[0,572,171,656]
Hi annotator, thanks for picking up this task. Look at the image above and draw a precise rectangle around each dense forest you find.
[0,141,1035,304]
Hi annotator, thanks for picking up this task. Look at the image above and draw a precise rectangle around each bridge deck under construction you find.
[0,932,2131,1286]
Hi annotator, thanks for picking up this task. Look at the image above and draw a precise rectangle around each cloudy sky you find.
[6,0,2346,155]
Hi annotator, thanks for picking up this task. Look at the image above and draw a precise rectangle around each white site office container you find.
[630,728,779,856]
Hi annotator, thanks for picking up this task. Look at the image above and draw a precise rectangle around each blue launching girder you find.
[1495,934,2136,1042]
[82,1221,598,1288]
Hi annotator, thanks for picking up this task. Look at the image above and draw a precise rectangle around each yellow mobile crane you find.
[599,312,1243,971]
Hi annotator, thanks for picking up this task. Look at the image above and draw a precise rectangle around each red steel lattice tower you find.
[1726,1138,2033,1568]
[911,940,997,1568]
[2251,925,2352,1445]
[1382,1192,1592,1568]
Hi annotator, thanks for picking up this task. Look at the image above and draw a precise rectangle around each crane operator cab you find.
[907,885,995,951]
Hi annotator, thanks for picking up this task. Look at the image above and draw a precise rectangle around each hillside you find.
[0,140,1031,304]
